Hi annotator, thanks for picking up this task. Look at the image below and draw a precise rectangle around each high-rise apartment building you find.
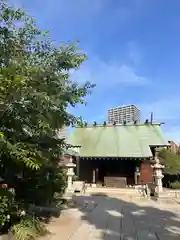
[108,105,140,124]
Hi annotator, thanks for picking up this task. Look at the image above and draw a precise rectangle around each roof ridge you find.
[75,122,164,128]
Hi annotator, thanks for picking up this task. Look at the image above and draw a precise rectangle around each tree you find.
[159,149,180,175]
[0,1,95,230]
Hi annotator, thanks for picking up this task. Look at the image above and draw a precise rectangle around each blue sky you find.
[12,0,180,142]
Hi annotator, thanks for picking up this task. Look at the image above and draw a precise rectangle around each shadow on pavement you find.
[72,193,180,240]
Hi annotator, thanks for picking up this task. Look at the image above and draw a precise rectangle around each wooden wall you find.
[140,160,153,184]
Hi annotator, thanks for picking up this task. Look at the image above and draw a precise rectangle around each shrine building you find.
[67,122,168,188]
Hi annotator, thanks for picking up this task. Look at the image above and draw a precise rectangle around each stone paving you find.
[45,195,180,240]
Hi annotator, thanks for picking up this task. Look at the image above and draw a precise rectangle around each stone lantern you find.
[151,148,164,195]
[59,148,80,194]
[66,156,76,192]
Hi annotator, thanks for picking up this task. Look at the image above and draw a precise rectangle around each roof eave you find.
[79,156,152,160]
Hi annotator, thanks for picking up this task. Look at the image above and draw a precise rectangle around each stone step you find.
[85,187,140,196]
[158,191,180,199]
[86,187,137,191]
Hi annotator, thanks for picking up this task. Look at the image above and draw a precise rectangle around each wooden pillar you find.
[76,156,80,178]
[96,168,99,182]
[93,169,96,183]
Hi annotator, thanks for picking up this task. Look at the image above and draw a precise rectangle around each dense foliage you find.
[0,188,16,228]
[0,1,94,235]
[159,149,180,175]
[170,181,180,189]
[160,149,180,188]
[10,215,47,240]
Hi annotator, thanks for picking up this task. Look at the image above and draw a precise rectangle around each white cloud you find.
[139,96,180,142]
[72,56,150,87]
[140,96,180,121]
[128,41,142,66]
[114,65,148,85]
[9,0,149,89]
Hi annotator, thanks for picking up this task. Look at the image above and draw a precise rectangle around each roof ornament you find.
[145,119,149,124]
[93,121,97,126]
[113,121,116,126]
[103,121,107,126]
[151,112,153,124]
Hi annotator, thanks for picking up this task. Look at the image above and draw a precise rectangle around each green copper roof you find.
[68,123,168,158]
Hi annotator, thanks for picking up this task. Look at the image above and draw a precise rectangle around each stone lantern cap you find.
[64,148,80,156]
[59,147,79,167]
[66,162,76,168]
[152,162,164,169]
